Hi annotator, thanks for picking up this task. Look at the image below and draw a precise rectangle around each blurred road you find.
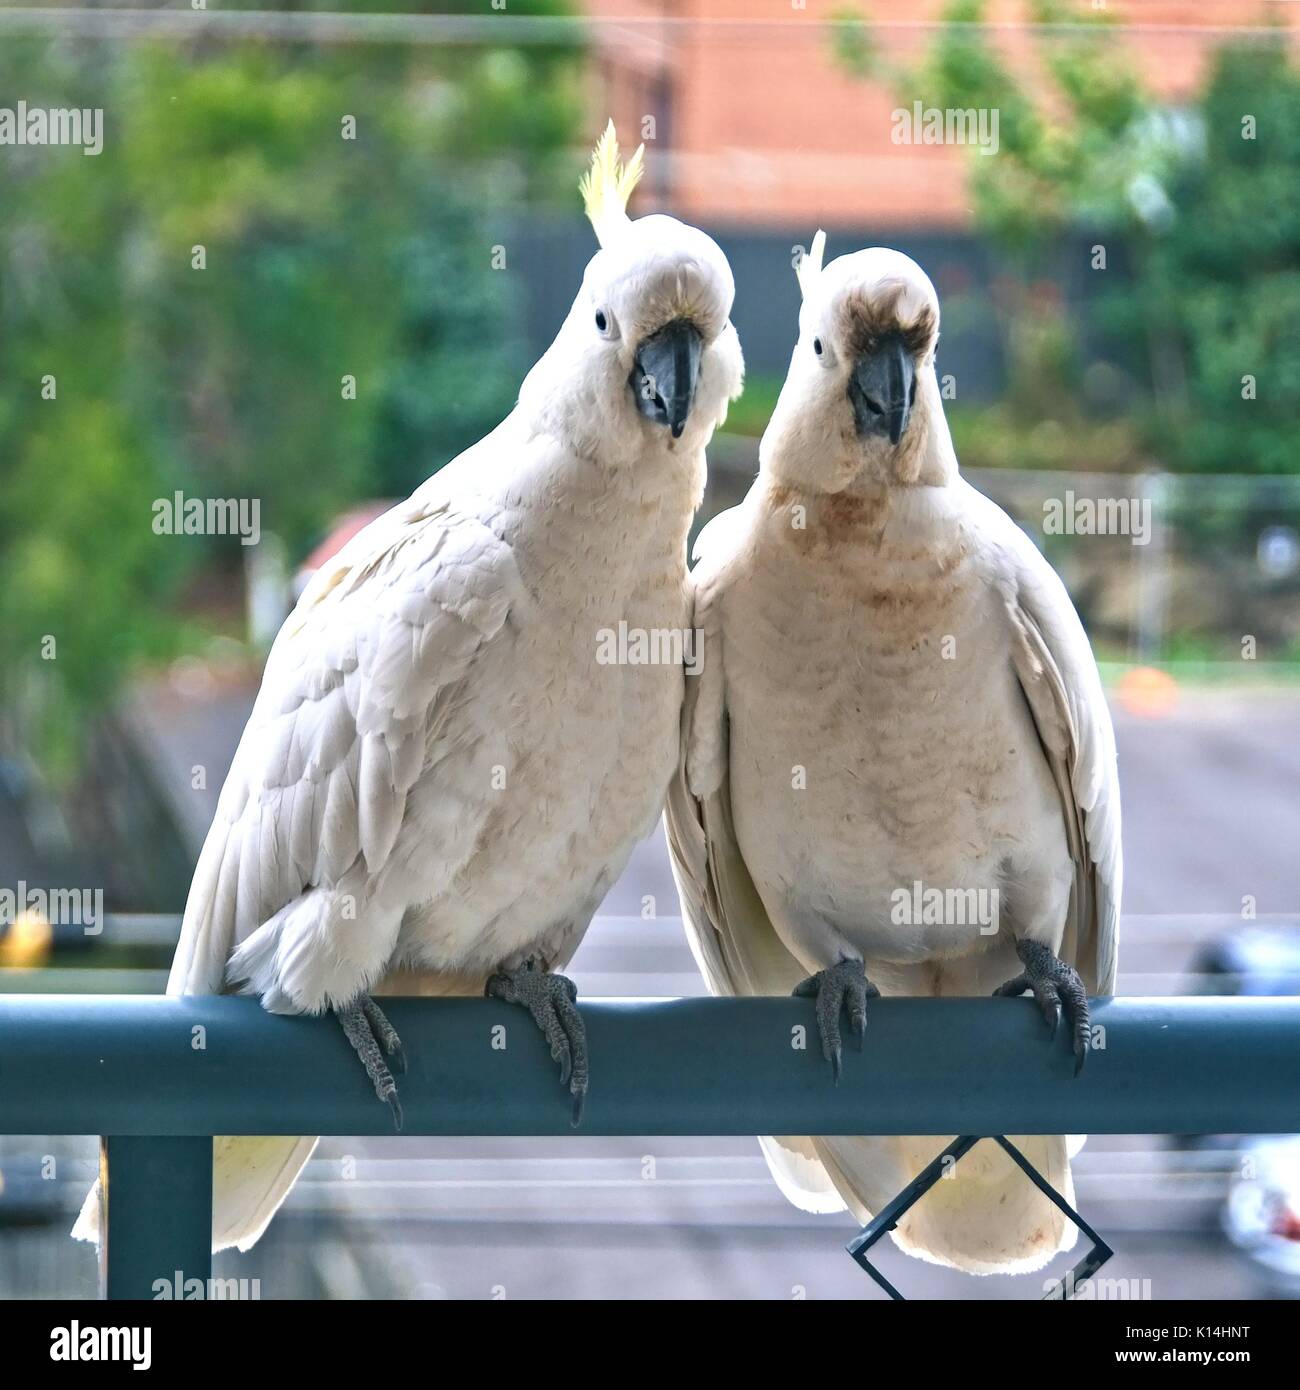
[1115,689,1300,918]
[5,687,1297,1299]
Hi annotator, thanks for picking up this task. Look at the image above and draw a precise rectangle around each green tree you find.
[0,9,584,777]
[1119,43,1300,477]
[835,1,1300,479]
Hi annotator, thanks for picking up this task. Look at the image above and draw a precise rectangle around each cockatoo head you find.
[762,235,948,491]
[521,124,743,463]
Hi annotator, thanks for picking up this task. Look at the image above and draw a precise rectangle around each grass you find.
[719,374,783,437]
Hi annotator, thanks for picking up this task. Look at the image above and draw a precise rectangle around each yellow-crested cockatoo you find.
[74,124,743,1254]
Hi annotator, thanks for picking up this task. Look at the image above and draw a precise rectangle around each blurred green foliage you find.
[0,6,584,775]
[906,0,1149,252]
[837,0,1300,480]
[1109,42,1300,478]
[718,373,782,438]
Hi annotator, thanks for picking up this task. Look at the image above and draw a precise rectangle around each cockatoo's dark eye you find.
[595,311,608,332]
[813,337,824,356]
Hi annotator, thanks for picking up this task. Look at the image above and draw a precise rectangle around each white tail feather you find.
[213,1136,319,1252]
[71,1136,317,1254]
[809,1133,1076,1276]
[756,1136,847,1215]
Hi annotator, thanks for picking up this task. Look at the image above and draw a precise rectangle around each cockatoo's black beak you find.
[848,332,916,446]
[630,317,703,439]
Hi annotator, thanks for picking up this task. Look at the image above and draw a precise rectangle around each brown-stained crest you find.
[837,285,937,359]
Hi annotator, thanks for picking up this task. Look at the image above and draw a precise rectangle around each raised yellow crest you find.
[579,120,645,248]
[796,228,827,301]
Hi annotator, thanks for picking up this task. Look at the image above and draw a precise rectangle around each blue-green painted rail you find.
[2,994,1298,1298]
[3,994,1299,1137]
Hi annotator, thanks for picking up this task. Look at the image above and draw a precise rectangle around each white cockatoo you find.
[74,124,743,1254]
[665,234,1120,1276]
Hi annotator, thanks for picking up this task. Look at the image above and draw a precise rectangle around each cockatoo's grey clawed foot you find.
[486,960,589,1126]
[994,939,1091,1075]
[793,958,879,1083]
[334,997,404,1130]
[361,996,406,1074]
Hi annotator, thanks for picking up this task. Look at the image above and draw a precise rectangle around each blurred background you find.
[1,0,1298,1299]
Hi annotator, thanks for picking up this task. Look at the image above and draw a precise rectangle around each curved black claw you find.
[334,996,404,1130]
[994,938,1091,1075]
[486,961,589,1126]
[793,958,879,1084]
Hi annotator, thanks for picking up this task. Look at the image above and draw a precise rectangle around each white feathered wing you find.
[75,479,523,1253]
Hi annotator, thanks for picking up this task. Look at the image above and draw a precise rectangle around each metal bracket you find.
[844,1134,1113,1300]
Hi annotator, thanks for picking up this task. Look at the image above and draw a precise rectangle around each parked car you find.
[1191,926,1300,1294]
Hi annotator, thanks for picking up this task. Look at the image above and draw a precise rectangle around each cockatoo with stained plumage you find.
[73,124,743,1254]
[665,234,1120,1275]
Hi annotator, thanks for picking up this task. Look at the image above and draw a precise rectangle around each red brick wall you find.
[584,0,1297,227]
